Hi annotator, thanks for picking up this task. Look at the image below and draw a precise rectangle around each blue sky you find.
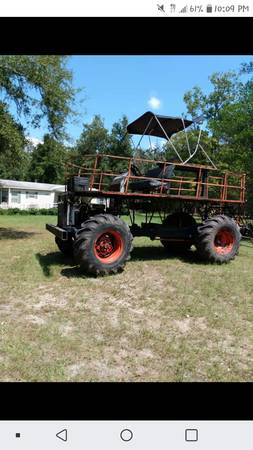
[20,55,253,144]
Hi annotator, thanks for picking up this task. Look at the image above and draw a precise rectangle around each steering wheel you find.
[131,163,142,176]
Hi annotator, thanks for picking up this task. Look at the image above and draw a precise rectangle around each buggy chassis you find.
[46,112,248,275]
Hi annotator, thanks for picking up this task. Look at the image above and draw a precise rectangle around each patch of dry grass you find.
[0,215,252,381]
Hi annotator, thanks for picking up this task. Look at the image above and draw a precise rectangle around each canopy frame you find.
[127,112,217,169]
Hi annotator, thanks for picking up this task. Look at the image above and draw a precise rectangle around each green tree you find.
[109,115,132,156]
[0,103,30,179]
[0,55,77,139]
[0,55,78,180]
[184,71,242,123]
[162,129,219,166]
[108,115,133,172]
[28,134,67,184]
[76,115,109,156]
[183,64,253,212]
[74,115,110,172]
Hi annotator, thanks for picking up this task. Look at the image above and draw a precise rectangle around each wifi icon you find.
[180,5,188,12]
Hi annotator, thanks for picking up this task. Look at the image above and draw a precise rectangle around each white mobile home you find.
[0,179,65,209]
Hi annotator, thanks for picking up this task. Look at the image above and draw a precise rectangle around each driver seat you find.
[110,168,136,192]
[109,163,175,193]
[130,163,175,193]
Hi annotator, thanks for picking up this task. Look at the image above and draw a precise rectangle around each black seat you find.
[145,163,175,180]
[130,163,175,193]
[110,163,175,193]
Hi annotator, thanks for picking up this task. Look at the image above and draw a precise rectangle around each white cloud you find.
[148,96,162,110]
[26,136,43,147]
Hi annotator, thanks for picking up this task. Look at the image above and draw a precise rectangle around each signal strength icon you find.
[180,5,188,13]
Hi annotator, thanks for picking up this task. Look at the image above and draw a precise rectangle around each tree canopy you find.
[0,55,77,139]
[0,55,78,180]
[29,134,67,184]
[0,103,28,180]
[183,63,253,211]
[76,115,110,157]
[73,114,133,172]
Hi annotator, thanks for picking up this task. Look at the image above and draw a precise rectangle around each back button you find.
[56,429,68,442]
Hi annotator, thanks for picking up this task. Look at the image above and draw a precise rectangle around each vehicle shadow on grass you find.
[130,245,207,265]
[37,246,210,279]
[131,246,176,261]
[60,267,93,278]
[36,252,79,278]
[36,251,97,278]
[60,246,208,279]
[240,239,253,249]
[0,227,36,240]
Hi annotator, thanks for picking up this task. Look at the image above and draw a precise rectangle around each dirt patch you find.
[173,317,208,334]
[67,360,126,380]
[33,293,68,310]
[25,315,47,326]
[58,323,75,337]
[136,348,155,359]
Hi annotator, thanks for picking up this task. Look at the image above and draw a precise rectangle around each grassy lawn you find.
[0,214,252,381]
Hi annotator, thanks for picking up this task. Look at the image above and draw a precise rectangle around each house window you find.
[11,190,21,204]
[0,188,8,203]
[26,191,38,199]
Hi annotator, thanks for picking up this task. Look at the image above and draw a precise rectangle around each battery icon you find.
[206,4,212,12]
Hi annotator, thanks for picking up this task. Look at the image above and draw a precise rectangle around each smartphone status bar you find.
[0,0,251,17]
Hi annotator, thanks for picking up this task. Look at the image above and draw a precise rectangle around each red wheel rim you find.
[94,229,124,263]
[214,228,235,255]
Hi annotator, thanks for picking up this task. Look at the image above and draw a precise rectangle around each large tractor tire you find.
[73,214,133,276]
[195,215,241,263]
[55,236,73,256]
[160,212,197,253]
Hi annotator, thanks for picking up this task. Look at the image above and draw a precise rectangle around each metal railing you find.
[65,154,246,204]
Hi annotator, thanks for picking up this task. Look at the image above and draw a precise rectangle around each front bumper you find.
[46,224,69,241]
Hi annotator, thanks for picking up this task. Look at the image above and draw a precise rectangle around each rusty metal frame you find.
[65,153,246,206]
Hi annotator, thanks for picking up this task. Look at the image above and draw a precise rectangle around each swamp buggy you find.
[46,111,250,276]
